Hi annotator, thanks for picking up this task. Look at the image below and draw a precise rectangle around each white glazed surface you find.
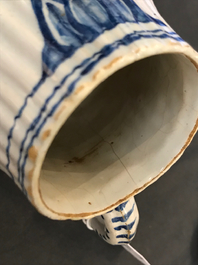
[40,53,198,215]
[0,0,198,219]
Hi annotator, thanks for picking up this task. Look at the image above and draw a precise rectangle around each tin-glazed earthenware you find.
[0,0,198,235]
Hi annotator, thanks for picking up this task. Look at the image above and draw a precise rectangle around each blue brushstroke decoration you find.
[5,0,184,192]
[84,199,138,245]
[112,203,135,223]
[114,201,128,212]
[114,220,136,231]
[116,233,135,240]
[30,0,162,74]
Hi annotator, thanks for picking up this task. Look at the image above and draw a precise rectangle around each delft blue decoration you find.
[93,200,137,244]
[113,202,136,244]
[31,0,160,75]
[6,0,184,193]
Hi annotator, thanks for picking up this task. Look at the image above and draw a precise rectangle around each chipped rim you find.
[30,42,198,220]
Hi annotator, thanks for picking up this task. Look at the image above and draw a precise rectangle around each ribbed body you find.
[0,0,197,219]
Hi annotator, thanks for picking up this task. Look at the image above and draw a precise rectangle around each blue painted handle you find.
[83,197,139,245]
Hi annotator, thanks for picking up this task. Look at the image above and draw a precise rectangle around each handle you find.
[83,196,139,245]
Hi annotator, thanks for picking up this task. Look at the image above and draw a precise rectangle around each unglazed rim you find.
[30,42,198,220]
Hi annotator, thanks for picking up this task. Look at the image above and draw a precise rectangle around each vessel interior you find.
[40,53,198,215]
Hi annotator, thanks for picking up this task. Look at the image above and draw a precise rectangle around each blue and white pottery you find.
[83,197,139,245]
[0,0,198,233]
[83,197,151,264]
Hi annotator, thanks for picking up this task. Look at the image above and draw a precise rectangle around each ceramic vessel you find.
[0,1,198,226]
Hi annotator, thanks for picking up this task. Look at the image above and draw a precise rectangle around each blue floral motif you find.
[31,0,161,74]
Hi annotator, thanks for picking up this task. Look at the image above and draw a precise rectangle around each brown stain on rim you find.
[37,118,198,219]
[27,186,33,198]
[135,48,140,53]
[93,70,100,80]
[104,57,122,70]
[185,56,198,72]
[54,105,66,120]
[92,57,122,81]
[74,85,85,95]
[35,47,198,219]
[168,41,180,46]
[28,146,38,162]
[28,168,34,181]
[42,129,51,141]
